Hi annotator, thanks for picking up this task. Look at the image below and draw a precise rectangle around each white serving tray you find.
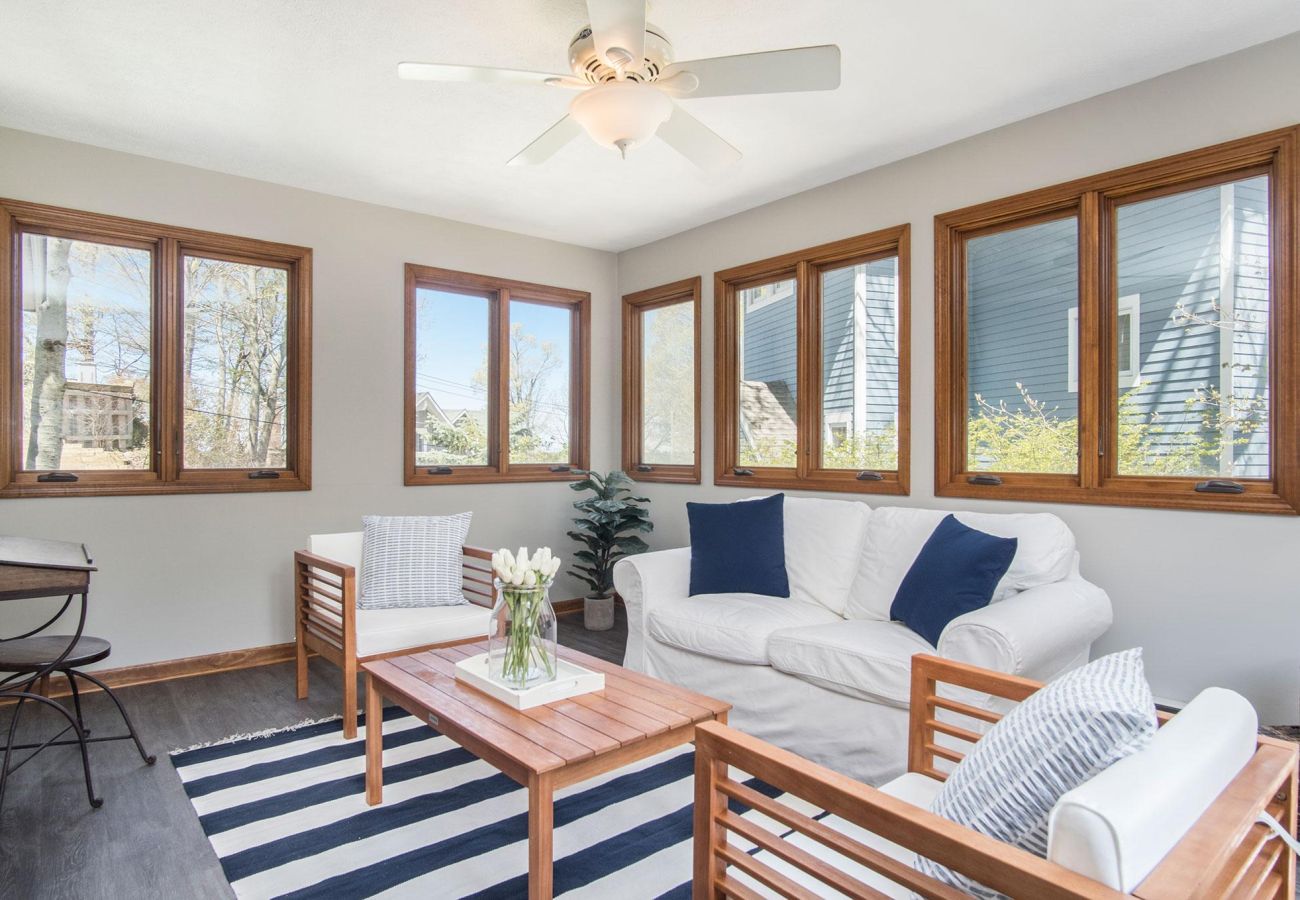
[454,652,605,710]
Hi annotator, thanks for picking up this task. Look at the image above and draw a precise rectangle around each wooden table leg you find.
[528,771,554,900]
[365,674,383,806]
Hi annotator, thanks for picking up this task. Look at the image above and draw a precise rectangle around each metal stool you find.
[0,634,155,811]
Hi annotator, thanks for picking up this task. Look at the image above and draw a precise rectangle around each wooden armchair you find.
[293,532,495,738]
[693,654,1297,899]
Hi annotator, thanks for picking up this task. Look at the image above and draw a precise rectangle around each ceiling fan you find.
[397,0,841,170]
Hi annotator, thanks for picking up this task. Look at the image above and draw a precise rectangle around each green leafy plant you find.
[566,470,653,598]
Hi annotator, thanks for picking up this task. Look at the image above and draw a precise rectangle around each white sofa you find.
[613,497,1113,785]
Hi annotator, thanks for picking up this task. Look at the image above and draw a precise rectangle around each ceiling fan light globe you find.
[569,81,672,156]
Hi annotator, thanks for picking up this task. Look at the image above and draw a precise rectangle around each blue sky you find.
[415,287,570,415]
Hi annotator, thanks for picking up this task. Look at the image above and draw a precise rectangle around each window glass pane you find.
[182,256,289,468]
[966,218,1079,473]
[409,287,492,466]
[641,300,694,465]
[508,300,571,464]
[1115,175,1269,477]
[20,234,152,471]
[821,256,899,470]
[738,277,798,467]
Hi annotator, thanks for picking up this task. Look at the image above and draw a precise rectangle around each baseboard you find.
[8,594,623,700]
[554,595,625,616]
[11,642,297,702]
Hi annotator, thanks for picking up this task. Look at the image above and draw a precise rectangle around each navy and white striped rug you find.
[171,707,794,899]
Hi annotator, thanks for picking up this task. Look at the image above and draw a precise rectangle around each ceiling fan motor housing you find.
[568,24,674,84]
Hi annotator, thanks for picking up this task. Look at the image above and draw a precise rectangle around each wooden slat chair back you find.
[293,534,494,738]
[693,653,1297,899]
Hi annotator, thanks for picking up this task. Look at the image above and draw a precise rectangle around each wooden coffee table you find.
[362,641,729,900]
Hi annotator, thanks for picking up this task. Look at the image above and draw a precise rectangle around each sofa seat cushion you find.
[647,593,841,665]
[767,620,934,706]
[741,772,943,900]
[354,603,490,658]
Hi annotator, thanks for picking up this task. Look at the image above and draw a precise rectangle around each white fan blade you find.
[587,0,646,71]
[397,62,583,88]
[662,45,840,98]
[657,104,741,171]
[507,115,583,166]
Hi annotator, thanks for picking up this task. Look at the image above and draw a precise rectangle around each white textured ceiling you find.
[2,1,1298,252]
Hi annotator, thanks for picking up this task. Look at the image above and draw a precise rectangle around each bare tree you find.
[25,238,72,468]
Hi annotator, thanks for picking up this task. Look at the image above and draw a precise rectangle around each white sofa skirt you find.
[645,640,910,785]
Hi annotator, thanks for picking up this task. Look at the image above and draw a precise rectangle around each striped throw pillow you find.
[359,513,472,610]
[916,648,1156,897]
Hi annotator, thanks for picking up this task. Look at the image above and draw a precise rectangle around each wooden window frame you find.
[622,277,702,484]
[0,199,312,498]
[714,225,911,495]
[935,126,1299,515]
[404,264,591,486]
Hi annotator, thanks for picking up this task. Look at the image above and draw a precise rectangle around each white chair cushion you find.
[740,772,943,899]
[355,603,491,658]
[1047,687,1258,891]
[647,593,841,665]
[310,531,363,571]
[767,620,933,707]
[846,507,1077,621]
[764,495,872,616]
[917,648,1156,898]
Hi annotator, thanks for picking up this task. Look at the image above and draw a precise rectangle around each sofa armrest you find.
[612,548,691,672]
[937,576,1113,680]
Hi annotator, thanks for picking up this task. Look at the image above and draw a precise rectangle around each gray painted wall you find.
[617,32,1300,722]
[0,126,620,668]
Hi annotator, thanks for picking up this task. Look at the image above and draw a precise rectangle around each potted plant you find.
[566,470,653,631]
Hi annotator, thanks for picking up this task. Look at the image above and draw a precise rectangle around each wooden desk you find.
[363,641,730,900]
[0,536,153,812]
[0,536,94,601]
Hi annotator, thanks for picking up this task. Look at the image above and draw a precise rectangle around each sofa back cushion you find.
[781,496,872,615]
[846,507,1076,621]
[1047,687,1258,891]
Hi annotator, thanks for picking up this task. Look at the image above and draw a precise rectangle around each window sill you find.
[715,469,909,496]
[0,473,310,499]
[936,479,1298,515]
[627,465,700,485]
[404,468,581,486]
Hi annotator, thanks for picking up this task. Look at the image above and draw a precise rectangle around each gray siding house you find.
[967,175,1268,477]
[739,259,899,452]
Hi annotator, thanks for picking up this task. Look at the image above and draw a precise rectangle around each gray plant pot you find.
[584,594,615,631]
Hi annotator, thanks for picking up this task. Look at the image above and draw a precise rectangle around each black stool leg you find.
[67,671,154,765]
[0,694,27,815]
[65,670,89,736]
[0,691,101,810]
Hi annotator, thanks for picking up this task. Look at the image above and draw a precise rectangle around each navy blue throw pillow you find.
[890,515,1017,646]
[687,494,790,597]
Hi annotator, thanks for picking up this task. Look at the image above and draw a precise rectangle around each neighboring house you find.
[414,391,488,451]
[967,176,1268,477]
[62,381,135,450]
[739,260,899,453]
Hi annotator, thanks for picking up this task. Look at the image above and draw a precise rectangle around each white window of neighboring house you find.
[1067,294,1140,392]
[743,279,795,314]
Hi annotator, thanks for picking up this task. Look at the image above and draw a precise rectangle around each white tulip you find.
[548,558,561,577]
[517,548,528,567]
[525,569,538,586]
[502,549,515,570]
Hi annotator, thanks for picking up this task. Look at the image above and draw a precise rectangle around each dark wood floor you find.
[0,609,627,899]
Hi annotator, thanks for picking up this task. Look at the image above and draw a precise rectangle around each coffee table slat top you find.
[363,642,730,775]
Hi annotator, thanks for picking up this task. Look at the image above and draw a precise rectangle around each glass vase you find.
[487,579,558,690]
